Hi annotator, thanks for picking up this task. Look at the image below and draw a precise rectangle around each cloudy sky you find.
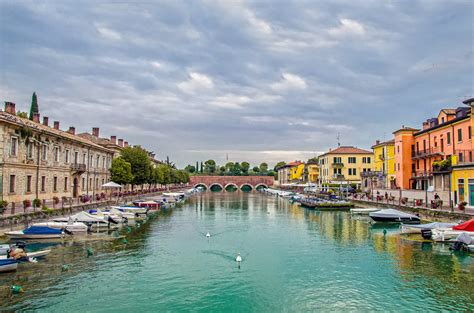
[0,0,472,168]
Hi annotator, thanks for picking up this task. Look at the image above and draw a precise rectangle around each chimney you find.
[68,126,75,135]
[4,102,16,115]
[422,121,429,130]
[92,127,100,137]
[32,112,40,123]
[110,135,117,144]
[375,140,380,145]
[43,116,49,126]
[118,139,124,147]
[53,121,60,130]
[124,141,129,147]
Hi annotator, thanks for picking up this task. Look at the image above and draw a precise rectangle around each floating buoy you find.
[206,232,211,238]
[383,229,387,236]
[61,264,70,272]
[126,227,132,233]
[87,248,94,257]
[11,285,24,294]
[122,238,128,244]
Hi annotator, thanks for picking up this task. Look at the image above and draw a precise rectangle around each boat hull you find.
[0,249,51,260]
[0,260,18,273]
[4,232,64,239]
[370,216,420,224]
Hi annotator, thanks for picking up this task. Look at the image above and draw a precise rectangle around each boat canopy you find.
[370,209,418,218]
[453,219,474,231]
[23,226,62,235]
[402,222,456,230]
[455,232,473,245]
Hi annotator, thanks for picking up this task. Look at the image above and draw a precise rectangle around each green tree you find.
[307,157,319,163]
[252,166,260,173]
[17,111,28,119]
[200,162,203,173]
[225,162,234,175]
[204,159,217,174]
[232,162,241,176]
[185,165,196,173]
[110,157,134,186]
[219,166,226,176]
[121,146,151,188]
[274,161,286,171]
[29,92,39,120]
[241,161,250,175]
[259,162,268,173]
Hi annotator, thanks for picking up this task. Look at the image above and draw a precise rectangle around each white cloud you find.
[95,24,122,41]
[178,72,214,93]
[328,18,365,37]
[209,94,251,109]
[271,73,307,91]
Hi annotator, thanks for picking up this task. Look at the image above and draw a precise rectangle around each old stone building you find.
[0,102,114,205]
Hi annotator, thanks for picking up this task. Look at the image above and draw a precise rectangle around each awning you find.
[102,181,122,188]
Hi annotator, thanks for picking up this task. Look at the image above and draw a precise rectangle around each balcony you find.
[332,174,345,180]
[361,170,385,178]
[332,162,344,168]
[412,147,444,159]
[411,170,433,178]
[454,149,474,166]
[71,163,86,174]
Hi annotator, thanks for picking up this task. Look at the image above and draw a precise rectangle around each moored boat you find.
[0,249,51,260]
[369,209,420,224]
[431,219,474,242]
[400,222,457,234]
[32,220,88,233]
[350,208,381,215]
[5,226,64,239]
[0,259,18,273]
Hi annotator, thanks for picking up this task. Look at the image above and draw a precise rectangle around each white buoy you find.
[236,253,242,263]
[206,232,211,238]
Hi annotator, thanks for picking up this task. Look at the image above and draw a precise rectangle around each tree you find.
[225,162,234,175]
[200,162,203,173]
[29,92,39,120]
[259,162,268,173]
[17,111,28,119]
[110,157,134,186]
[252,166,260,173]
[204,159,217,174]
[219,166,226,175]
[241,161,250,175]
[156,164,172,186]
[274,161,286,171]
[232,162,241,176]
[121,146,151,188]
[185,165,196,173]
[307,157,318,163]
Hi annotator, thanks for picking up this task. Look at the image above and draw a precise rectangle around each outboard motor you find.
[450,232,472,252]
[421,229,432,240]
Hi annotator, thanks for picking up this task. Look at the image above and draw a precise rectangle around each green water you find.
[1,192,473,311]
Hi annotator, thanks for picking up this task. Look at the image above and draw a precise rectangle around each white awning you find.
[102,181,122,188]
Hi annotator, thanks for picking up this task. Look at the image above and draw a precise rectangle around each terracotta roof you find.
[320,146,372,156]
[371,139,395,149]
[393,126,419,134]
[0,111,113,152]
[286,161,303,167]
[441,109,456,115]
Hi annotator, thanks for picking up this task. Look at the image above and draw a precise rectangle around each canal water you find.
[1,192,473,311]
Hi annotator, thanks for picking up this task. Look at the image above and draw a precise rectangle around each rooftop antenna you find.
[337,133,341,147]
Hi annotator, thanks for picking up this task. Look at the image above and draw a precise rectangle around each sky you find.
[0,0,473,168]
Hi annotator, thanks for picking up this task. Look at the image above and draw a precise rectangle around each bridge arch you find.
[240,183,253,192]
[224,183,238,192]
[209,183,224,192]
[194,183,208,190]
[255,183,268,191]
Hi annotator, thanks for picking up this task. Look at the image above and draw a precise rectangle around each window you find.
[10,137,18,156]
[102,156,106,169]
[74,151,78,164]
[96,155,100,168]
[41,145,48,160]
[458,128,462,142]
[367,157,371,164]
[54,147,60,162]
[89,178,92,189]
[470,151,473,162]
[102,178,105,186]
[398,163,400,171]
[353,168,357,176]
[41,176,46,192]
[469,126,472,140]
[397,146,400,153]
[64,177,68,191]
[348,157,356,164]
[65,149,70,163]
[447,132,451,145]
[348,168,352,175]
[9,175,15,193]
[90,155,93,167]
[459,152,463,162]
[26,142,34,159]
[53,177,58,192]
[441,117,445,123]
[83,153,86,164]
[82,177,85,190]
[26,175,32,193]
[95,178,99,190]
[362,157,370,164]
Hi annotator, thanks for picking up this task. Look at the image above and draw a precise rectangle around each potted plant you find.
[33,198,42,208]
[53,196,60,205]
[458,201,467,211]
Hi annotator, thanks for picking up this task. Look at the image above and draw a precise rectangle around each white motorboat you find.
[350,208,381,215]
[0,259,18,272]
[431,219,474,242]
[0,249,51,260]
[109,207,138,220]
[54,211,111,229]
[33,219,88,233]
[400,222,457,234]
[369,209,420,224]
[5,226,64,239]
[114,206,148,215]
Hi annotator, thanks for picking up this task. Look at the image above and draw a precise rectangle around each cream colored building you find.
[319,146,373,186]
[0,102,114,205]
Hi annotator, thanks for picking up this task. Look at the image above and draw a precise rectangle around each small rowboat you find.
[0,259,18,273]
[0,249,51,260]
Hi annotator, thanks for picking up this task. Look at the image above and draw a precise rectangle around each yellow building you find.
[364,139,396,189]
[288,161,305,182]
[318,146,373,186]
[451,98,474,209]
[305,160,319,183]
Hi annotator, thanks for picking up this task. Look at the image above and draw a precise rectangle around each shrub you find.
[23,199,32,208]
[42,205,54,214]
[33,198,42,208]
[80,195,90,203]
[0,200,8,209]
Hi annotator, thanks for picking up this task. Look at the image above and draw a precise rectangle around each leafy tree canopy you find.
[110,157,134,185]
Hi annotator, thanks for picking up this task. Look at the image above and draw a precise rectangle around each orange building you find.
[394,102,473,192]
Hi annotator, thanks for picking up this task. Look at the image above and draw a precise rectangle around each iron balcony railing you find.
[332,162,344,168]
[71,163,86,173]
[455,149,474,165]
[412,147,443,159]
[360,170,385,178]
[332,174,345,180]
[411,170,433,178]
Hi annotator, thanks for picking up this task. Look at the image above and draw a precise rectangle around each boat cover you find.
[370,209,418,218]
[455,232,473,245]
[23,226,62,235]
[402,222,456,230]
[453,219,474,231]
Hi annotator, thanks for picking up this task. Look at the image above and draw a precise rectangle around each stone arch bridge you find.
[189,176,274,191]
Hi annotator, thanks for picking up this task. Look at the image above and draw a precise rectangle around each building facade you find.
[362,139,396,189]
[305,160,320,184]
[318,146,373,186]
[0,102,114,205]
